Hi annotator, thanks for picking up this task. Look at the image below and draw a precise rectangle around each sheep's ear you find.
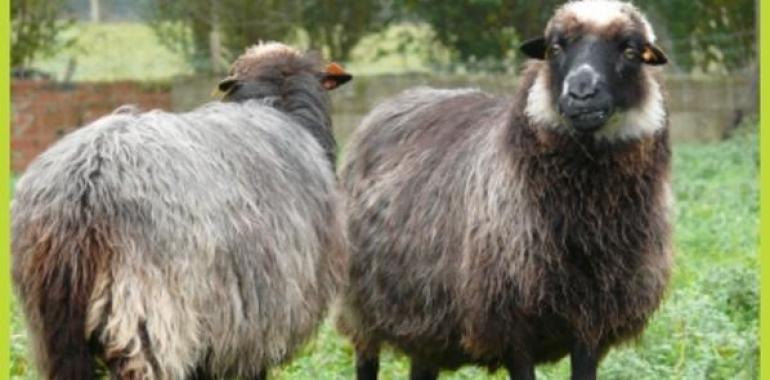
[218,77,240,92]
[321,62,352,90]
[520,37,547,60]
[212,76,240,98]
[642,44,668,65]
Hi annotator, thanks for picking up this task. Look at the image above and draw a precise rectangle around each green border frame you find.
[0,2,766,380]
[761,0,769,378]
[1,0,10,379]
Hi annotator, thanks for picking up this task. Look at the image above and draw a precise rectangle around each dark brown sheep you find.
[336,1,672,379]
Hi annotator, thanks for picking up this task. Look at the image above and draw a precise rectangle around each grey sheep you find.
[12,42,352,380]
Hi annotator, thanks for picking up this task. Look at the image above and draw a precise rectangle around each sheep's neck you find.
[278,83,337,168]
[229,78,337,168]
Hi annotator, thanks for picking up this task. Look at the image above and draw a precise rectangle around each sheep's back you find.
[12,100,344,376]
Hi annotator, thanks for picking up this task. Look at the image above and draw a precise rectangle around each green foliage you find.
[344,23,453,75]
[48,1,754,75]
[144,0,299,73]
[11,0,76,68]
[144,0,391,72]
[638,0,756,72]
[386,0,756,72]
[34,22,193,81]
[301,0,392,62]
[32,23,443,81]
[394,0,561,71]
[11,294,34,380]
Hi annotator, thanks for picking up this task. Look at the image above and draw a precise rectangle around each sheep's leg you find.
[107,356,154,380]
[570,342,597,380]
[408,360,438,380]
[505,355,535,380]
[246,369,268,380]
[186,367,213,380]
[185,367,265,380]
[355,348,380,380]
[103,321,162,380]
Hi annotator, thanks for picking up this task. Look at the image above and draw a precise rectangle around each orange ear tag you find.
[326,62,347,75]
[642,48,656,63]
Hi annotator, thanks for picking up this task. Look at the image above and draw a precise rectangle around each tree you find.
[640,0,755,72]
[145,0,389,73]
[392,0,754,72]
[11,0,75,69]
[396,0,561,70]
[145,0,299,73]
[300,0,393,62]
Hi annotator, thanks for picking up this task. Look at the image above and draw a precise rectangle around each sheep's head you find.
[216,41,352,101]
[521,0,667,140]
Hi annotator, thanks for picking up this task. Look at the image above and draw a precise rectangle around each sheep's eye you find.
[623,47,638,61]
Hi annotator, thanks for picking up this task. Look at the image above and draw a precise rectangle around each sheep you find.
[12,42,352,380]
[336,1,671,379]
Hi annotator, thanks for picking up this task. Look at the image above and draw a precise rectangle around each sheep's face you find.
[216,42,352,101]
[521,0,667,140]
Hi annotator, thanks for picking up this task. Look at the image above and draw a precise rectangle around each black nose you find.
[567,72,600,100]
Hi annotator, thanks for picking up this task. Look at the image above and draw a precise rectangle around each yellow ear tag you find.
[212,76,239,99]
[211,87,225,99]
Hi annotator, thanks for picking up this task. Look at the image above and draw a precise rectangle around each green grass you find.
[34,22,194,82]
[10,123,758,379]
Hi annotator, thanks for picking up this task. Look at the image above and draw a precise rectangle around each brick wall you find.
[11,80,171,173]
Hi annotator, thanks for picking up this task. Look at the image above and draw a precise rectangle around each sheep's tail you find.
[12,216,111,380]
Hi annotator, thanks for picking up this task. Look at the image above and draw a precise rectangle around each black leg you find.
[186,368,210,380]
[248,368,268,380]
[505,352,535,380]
[409,359,439,380]
[505,356,535,380]
[187,367,265,380]
[356,349,380,380]
[570,342,598,380]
